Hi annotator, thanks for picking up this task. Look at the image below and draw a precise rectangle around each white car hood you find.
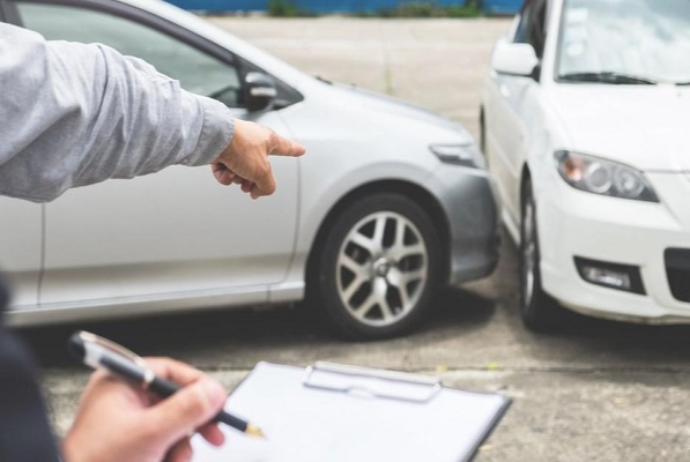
[549,85,690,172]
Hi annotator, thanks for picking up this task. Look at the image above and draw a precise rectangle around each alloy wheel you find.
[335,211,428,327]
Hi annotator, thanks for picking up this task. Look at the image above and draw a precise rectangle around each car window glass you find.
[16,2,242,107]
[527,0,547,58]
[514,6,532,43]
[557,0,690,83]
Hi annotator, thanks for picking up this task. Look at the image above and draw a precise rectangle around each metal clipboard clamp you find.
[302,361,442,403]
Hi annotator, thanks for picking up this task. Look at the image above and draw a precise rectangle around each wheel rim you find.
[336,211,428,327]
[521,200,537,312]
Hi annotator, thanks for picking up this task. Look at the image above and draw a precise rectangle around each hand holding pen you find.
[63,331,264,462]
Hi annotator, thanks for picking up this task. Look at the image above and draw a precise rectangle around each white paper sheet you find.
[192,363,508,462]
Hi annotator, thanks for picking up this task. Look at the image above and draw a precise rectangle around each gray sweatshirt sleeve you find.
[0,23,234,202]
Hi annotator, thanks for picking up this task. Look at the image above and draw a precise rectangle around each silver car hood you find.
[328,82,474,141]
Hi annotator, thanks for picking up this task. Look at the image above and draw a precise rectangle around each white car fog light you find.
[583,266,631,290]
[574,257,645,294]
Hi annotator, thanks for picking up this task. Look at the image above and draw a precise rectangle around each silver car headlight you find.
[430,143,483,169]
[555,151,659,202]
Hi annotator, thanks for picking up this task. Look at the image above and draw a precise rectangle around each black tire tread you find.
[520,178,567,332]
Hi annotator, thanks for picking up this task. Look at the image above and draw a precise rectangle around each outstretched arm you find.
[0,23,304,202]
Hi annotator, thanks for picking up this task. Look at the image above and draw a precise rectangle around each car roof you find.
[118,0,310,85]
[3,0,313,89]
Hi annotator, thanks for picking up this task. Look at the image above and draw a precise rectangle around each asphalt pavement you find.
[18,17,690,462]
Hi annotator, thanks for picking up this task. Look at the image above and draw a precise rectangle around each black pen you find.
[68,330,265,439]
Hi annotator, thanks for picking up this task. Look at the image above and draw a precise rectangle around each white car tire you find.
[520,178,567,332]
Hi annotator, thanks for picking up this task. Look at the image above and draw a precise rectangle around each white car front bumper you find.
[537,172,690,323]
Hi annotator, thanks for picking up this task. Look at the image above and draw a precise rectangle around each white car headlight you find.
[430,143,484,169]
[555,151,659,202]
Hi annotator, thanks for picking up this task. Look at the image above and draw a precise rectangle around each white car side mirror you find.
[491,40,539,77]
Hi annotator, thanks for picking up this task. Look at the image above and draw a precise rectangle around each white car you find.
[482,0,690,331]
[0,0,499,339]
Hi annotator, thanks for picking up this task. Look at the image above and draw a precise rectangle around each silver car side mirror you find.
[245,72,277,112]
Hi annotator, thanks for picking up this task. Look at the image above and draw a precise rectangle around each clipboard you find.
[191,362,511,462]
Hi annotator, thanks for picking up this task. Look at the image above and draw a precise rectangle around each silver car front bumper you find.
[429,165,501,286]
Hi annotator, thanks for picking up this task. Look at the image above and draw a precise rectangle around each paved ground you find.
[17,17,690,462]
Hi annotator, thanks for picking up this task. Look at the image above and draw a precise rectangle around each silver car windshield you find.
[557,0,690,85]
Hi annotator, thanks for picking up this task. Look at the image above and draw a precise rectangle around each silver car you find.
[1,0,499,339]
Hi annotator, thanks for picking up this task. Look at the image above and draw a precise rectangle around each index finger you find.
[144,357,203,386]
[268,132,306,157]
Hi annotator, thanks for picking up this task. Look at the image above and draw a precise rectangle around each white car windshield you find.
[557,0,690,85]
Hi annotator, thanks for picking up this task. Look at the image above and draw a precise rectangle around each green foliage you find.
[375,1,482,18]
[267,0,314,17]
[391,3,435,17]
[444,5,483,17]
[268,0,482,18]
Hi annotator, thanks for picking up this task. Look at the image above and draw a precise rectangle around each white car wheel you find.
[520,178,566,332]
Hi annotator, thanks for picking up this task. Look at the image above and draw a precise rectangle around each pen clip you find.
[77,331,149,369]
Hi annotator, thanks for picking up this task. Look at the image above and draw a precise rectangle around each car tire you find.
[480,109,490,167]
[480,108,487,155]
[520,178,566,332]
[313,193,442,340]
